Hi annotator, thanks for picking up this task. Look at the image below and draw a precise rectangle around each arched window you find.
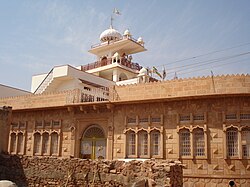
[17,133,24,154]
[138,130,148,157]
[226,127,238,157]
[151,130,160,156]
[193,128,205,156]
[81,125,106,159]
[179,129,191,156]
[84,126,105,138]
[241,128,250,157]
[34,132,41,155]
[51,132,59,155]
[10,133,16,153]
[42,132,49,155]
[127,131,136,156]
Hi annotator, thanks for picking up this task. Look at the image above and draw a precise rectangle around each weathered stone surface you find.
[0,154,183,187]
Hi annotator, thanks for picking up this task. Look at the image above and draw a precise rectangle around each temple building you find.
[0,21,250,186]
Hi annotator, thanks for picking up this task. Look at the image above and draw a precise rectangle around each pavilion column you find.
[112,69,119,82]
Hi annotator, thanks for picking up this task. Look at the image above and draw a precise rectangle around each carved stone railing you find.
[66,87,110,104]
[81,57,142,72]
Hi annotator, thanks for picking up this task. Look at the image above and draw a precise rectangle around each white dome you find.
[137,37,144,45]
[100,27,122,42]
[123,29,131,36]
[138,67,148,75]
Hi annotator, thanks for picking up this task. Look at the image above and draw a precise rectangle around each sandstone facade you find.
[0,74,250,186]
[0,106,12,153]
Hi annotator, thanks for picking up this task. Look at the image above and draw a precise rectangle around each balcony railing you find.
[81,57,142,72]
[91,37,142,49]
[66,87,110,104]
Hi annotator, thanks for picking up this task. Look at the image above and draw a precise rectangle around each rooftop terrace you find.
[0,74,249,110]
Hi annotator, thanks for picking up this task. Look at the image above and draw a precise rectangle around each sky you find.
[0,0,250,91]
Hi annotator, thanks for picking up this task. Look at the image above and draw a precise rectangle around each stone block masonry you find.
[0,154,183,187]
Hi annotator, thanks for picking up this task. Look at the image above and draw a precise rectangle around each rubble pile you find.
[0,154,183,187]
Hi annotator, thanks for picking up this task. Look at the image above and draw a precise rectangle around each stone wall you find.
[1,74,250,111]
[0,106,12,153]
[0,154,183,187]
[112,74,250,101]
[0,90,78,110]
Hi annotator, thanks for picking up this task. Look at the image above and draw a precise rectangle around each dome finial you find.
[110,8,121,29]
[110,15,114,29]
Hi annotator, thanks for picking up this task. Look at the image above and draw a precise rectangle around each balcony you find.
[88,37,146,56]
[91,37,142,49]
[81,57,142,72]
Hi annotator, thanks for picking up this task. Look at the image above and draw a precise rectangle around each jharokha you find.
[0,14,250,187]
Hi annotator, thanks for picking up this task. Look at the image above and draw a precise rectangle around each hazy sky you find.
[0,0,250,91]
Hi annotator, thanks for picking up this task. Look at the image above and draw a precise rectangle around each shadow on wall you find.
[0,153,27,187]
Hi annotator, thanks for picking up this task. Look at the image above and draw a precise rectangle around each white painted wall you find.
[31,73,47,93]
[36,65,115,93]
[116,78,139,86]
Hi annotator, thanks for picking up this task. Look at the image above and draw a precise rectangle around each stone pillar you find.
[0,106,12,153]
[107,111,114,160]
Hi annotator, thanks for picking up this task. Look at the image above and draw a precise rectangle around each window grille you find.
[17,133,23,154]
[151,130,160,156]
[127,118,136,124]
[193,115,205,121]
[180,115,190,122]
[35,121,43,128]
[52,120,60,127]
[42,133,49,154]
[193,129,205,156]
[225,114,237,120]
[44,121,51,128]
[226,128,238,156]
[34,133,41,154]
[151,117,161,123]
[19,122,26,129]
[127,131,136,155]
[242,129,250,157]
[51,132,59,154]
[139,118,148,123]
[180,129,191,156]
[10,133,16,153]
[138,131,148,156]
[240,114,250,120]
[11,123,18,129]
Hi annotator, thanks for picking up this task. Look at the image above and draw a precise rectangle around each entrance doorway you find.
[80,125,106,159]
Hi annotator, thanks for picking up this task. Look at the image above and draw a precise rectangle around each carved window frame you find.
[223,124,250,159]
[124,127,163,159]
[177,125,207,159]
[8,121,27,155]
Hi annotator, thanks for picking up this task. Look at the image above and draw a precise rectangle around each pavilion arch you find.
[119,73,128,81]
[80,124,106,159]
